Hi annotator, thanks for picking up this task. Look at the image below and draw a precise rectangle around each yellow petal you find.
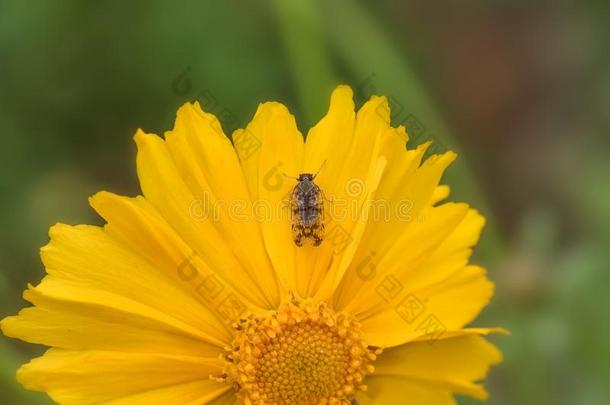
[334,195,493,347]
[358,265,494,347]
[205,390,242,405]
[335,150,457,309]
[0,223,231,352]
[357,376,456,405]
[374,335,502,400]
[134,129,275,309]
[237,102,305,290]
[90,192,265,324]
[340,202,469,315]
[1,297,219,357]
[302,85,356,193]
[313,155,387,301]
[52,223,231,341]
[305,94,391,300]
[294,85,356,297]
[412,327,509,342]
[105,381,230,405]
[1,222,234,345]
[17,349,228,405]
[432,185,451,205]
[164,103,279,306]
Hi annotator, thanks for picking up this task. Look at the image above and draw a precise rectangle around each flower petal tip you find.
[332,84,354,99]
[133,128,158,147]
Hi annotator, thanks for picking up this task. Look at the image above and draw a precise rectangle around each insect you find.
[286,162,326,247]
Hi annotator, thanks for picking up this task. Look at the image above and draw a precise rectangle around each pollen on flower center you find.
[216,298,380,405]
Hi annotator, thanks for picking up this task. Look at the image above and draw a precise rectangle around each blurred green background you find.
[1,0,609,404]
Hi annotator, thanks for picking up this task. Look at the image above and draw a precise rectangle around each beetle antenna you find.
[283,173,299,180]
[313,160,327,179]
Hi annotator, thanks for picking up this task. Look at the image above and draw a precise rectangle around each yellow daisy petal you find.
[432,185,451,205]
[358,265,494,347]
[295,85,356,297]
[412,327,510,342]
[1,223,231,350]
[338,201,465,306]
[17,349,227,405]
[205,390,242,405]
[0,299,220,357]
[237,102,305,290]
[165,103,279,306]
[104,381,230,405]
[308,95,391,300]
[357,376,457,405]
[47,223,231,342]
[373,335,502,400]
[134,129,277,309]
[302,85,356,191]
[347,202,493,347]
[90,191,266,320]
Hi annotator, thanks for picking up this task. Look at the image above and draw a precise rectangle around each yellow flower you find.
[1,86,504,404]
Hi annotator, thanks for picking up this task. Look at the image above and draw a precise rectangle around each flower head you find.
[1,86,504,404]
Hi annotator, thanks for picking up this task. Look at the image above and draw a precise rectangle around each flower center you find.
[217,298,380,405]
